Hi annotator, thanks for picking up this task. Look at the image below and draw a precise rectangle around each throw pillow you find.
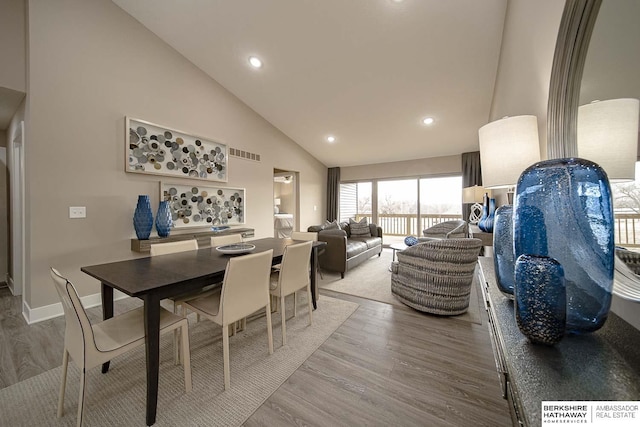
[349,217,371,237]
[323,220,340,230]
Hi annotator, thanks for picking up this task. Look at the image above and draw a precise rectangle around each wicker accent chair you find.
[391,238,482,315]
[422,220,468,239]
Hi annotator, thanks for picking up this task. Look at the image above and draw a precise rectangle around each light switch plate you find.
[69,206,86,218]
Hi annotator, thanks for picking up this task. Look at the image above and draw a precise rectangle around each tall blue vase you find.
[478,198,496,232]
[515,254,566,345]
[156,201,173,238]
[493,205,515,298]
[133,195,153,240]
[514,158,614,334]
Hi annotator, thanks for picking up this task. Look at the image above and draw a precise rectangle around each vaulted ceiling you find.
[112,0,508,167]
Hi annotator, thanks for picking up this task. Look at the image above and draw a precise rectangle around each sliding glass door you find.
[419,176,463,232]
[377,179,418,242]
[339,182,372,223]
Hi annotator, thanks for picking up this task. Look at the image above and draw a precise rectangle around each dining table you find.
[81,237,325,426]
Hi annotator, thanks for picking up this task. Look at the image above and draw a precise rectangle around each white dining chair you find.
[291,230,323,280]
[150,239,214,363]
[270,241,313,346]
[182,249,274,390]
[50,268,192,427]
[210,234,243,247]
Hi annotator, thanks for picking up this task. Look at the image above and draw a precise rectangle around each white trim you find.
[22,290,131,325]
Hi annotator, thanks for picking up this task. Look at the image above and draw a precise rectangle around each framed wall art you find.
[126,117,228,182]
[161,182,245,229]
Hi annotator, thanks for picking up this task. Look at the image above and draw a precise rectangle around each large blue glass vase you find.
[156,201,173,238]
[515,254,566,345]
[133,195,153,240]
[514,158,614,334]
[493,205,514,298]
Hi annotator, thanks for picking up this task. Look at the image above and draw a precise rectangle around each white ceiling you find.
[112,0,508,167]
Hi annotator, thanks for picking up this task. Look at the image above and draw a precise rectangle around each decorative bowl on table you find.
[216,243,255,255]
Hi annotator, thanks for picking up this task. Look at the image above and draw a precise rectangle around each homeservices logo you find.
[542,401,639,426]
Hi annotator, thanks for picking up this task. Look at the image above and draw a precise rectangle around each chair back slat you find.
[220,249,273,324]
[150,239,198,256]
[211,234,243,247]
[291,231,318,241]
[278,241,312,295]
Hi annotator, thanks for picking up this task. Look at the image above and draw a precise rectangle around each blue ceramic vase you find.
[493,205,515,298]
[515,254,566,345]
[133,195,153,240]
[156,201,173,238]
[478,198,496,233]
[514,158,614,334]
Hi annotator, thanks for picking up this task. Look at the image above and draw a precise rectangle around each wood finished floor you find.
[0,284,512,426]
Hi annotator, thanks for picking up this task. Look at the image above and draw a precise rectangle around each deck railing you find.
[355,212,640,247]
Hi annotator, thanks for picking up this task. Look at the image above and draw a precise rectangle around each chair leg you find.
[76,369,86,427]
[306,284,313,326]
[57,349,69,418]
[293,291,297,318]
[222,326,230,390]
[265,304,274,354]
[180,323,192,392]
[173,302,181,365]
[280,295,287,346]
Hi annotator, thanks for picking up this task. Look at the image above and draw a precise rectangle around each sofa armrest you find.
[368,224,383,239]
[318,229,348,272]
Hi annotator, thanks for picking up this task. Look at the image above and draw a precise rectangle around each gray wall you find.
[24,0,326,309]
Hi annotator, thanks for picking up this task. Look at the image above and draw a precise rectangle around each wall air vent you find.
[230,147,261,162]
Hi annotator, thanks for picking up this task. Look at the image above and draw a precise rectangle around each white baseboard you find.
[22,289,130,325]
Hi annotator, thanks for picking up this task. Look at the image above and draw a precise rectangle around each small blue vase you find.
[478,198,496,232]
[514,158,614,334]
[133,195,153,240]
[156,201,173,238]
[493,205,515,298]
[515,254,566,345]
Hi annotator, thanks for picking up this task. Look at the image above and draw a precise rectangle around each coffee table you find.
[389,243,408,271]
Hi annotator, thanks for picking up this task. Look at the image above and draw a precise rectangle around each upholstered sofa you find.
[391,238,482,315]
[308,221,383,278]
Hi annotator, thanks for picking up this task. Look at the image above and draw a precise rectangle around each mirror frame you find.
[547,0,602,158]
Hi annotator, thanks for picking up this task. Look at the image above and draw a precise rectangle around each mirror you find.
[579,0,640,106]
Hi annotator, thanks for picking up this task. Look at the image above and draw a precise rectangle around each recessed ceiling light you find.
[248,56,263,68]
[326,136,336,143]
[391,0,404,3]
[422,117,435,125]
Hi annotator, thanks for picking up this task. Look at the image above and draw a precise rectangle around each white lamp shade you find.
[462,185,492,203]
[578,98,639,181]
[478,115,541,188]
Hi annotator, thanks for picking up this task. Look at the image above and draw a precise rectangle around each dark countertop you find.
[478,257,640,426]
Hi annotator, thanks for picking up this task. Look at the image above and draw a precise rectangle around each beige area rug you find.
[0,295,358,426]
[319,248,484,325]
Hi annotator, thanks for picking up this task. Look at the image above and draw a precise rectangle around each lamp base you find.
[469,202,483,224]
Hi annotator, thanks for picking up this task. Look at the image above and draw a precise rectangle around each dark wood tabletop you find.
[80,237,324,426]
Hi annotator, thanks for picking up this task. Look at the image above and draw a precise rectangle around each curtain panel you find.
[326,167,340,221]
[461,151,482,222]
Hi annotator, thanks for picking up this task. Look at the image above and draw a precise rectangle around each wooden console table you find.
[131,227,255,253]
[477,257,640,426]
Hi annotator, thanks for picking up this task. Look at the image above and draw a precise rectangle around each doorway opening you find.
[273,169,299,237]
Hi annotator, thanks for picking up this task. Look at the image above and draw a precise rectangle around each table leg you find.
[101,284,114,374]
[144,294,161,426]
[310,247,318,310]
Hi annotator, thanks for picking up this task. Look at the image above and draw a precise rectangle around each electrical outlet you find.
[69,206,86,218]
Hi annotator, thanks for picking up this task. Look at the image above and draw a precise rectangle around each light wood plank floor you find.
[0,285,512,426]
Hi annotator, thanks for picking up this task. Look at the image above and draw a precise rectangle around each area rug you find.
[318,248,483,325]
[0,295,358,426]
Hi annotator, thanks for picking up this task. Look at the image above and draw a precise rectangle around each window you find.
[339,182,372,223]
[611,162,640,249]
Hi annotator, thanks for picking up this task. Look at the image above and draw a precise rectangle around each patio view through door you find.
[339,176,463,246]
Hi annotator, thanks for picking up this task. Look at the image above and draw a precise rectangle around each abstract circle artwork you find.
[127,117,228,182]
[162,182,245,228]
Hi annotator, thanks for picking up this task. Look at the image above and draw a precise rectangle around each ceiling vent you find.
[230,147,260,162]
